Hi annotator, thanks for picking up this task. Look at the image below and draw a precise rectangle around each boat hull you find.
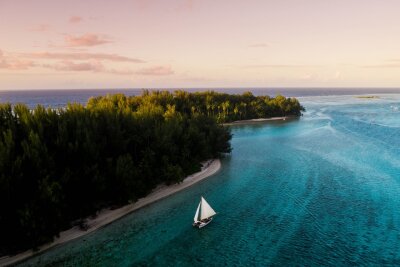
[193,217,213,228]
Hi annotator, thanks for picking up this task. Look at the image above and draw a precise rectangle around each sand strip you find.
[0,159,221,266]
[223,116,297,126]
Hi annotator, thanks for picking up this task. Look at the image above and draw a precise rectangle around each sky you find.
[1,0,400,90]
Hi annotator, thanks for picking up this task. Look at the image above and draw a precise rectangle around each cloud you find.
[0,50,35,70]
[248,43,270,48]
[46,60,104,72]
[65,34,112,47]
[300,73,317,81]
[43,61,174,76]
[361,59,400,68]
[21,52,145,63]
[174,0,194,12]
[28,24,50,32]
[135,0,152,10]
[42,60,138,75]
[136,66,174,75]
[1,49,173,76]
[69,16,83,23]
[362,63,400,68]
[241,64,320,69]
[0,59,35,70]
[108,68,135,75]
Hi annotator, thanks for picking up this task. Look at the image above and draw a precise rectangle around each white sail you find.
[200,197,216,220]
[194,201,201,222]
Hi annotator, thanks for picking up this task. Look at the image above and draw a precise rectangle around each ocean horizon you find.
[1,88,400,108]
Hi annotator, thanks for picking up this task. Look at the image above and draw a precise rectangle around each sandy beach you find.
[0,159,221,266]
[223,116,296,126]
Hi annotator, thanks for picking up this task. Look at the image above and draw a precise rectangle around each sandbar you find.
[223,116,296,126]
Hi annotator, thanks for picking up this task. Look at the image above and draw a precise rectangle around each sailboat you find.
[192,196,217,228]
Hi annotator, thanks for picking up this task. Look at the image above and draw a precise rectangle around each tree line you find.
[88,90,304,123]
[0,90,303,255]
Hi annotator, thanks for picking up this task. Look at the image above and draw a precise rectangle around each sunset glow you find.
[1,0,400,89]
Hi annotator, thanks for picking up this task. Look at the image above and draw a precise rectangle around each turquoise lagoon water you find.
[20,95,400,266]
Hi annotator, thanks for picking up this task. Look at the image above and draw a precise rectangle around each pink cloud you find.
[108,68,135,75]
[241,64,321,69]
[65,34,112,47]
[0,50,35,70]
[300,73,317,81]
[28,24,50,32]
[42,60,136,75]
[135,0,153,10]
[362,60,400,68]
[22,52,144,63]
[136,66,174,75]
[44,60,104,72]
[0,49,172,76]
[0,59,35,70]
[69,16,83,23]
[174,0,194,12]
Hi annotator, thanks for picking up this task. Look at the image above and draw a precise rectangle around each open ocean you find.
[9,89,400,266]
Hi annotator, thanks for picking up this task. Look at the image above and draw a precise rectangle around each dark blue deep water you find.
[10,90,400,266]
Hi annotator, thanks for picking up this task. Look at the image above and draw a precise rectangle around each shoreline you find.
[223,116,297,126]
[0,159,221,266]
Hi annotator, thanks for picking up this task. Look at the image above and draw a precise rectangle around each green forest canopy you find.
[87,90,304,123]
[0,90,303,255]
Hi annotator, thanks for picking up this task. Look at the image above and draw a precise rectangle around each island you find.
[0,90,304,261]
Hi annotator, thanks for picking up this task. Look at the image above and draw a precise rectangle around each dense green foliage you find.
[99,90,303,123]
[0,90,303,255]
